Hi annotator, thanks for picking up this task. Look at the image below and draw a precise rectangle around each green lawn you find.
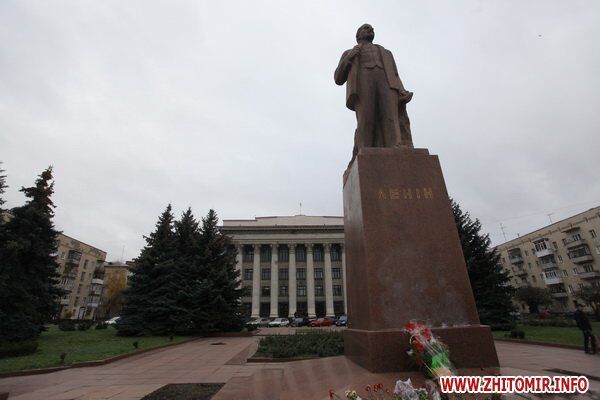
[0,325,190,372]
[493,321,600,347]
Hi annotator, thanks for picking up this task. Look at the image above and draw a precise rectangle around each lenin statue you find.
[335,24,414,160]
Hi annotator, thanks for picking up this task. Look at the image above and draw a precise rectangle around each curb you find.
[0,337,201,379]
[247,355,321,363]
[494,338,583,350]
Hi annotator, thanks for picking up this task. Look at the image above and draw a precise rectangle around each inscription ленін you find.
[378,188,433,200]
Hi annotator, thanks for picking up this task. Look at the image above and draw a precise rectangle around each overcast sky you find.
[1,1,599,261]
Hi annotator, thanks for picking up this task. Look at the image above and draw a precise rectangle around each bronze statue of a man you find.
[335,24,413,158]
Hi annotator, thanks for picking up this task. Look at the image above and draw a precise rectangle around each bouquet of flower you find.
[402,322,454,379]
[329,379,441,400]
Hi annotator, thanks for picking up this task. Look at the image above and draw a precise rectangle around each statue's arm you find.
[334,50,352,86]
[388,50,413,102]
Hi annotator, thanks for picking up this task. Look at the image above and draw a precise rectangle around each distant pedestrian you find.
[574,303,597,354]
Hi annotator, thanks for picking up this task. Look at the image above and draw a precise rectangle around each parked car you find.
[309,317,335,327]
[268,318,290,327]
[246,317,271,328]
[290,317,310,327]
[336,315,348,326]
[105,316,120,325]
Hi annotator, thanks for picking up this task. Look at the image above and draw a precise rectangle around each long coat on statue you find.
[334,44,413,149]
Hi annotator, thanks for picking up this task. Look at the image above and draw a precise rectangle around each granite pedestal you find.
[343,147,499,372]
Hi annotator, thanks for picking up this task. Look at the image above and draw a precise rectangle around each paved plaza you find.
[0,337,598,400]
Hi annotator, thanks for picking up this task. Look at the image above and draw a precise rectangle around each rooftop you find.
[222,215,343,228]
[497,205,600,249]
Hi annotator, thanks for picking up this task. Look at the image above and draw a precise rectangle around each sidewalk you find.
[0,339,598,399]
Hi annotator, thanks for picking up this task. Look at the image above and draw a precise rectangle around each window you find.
[332,268,342,279]
[314,268,324,279]
[74,296,79,305]
[596,245,600,255]
[261,268,271,280]
[584,264,594,273]
[261,286,270,296]
[331,246,342,261]
[545,270,558,278]
[83,259,89,269]
[279,268,288,280]
[297,286,307,296]
[60,252,65,259]
[562,269,568,277]
[313,246,324,262]
[568,285,574,293]
[552,241,558,250]
[296,246,306,262]
[527,263,532,268]
[296,268,306,280]
[80,271,85,279]
[280,285,288,296]
[278,246,289,262]
[260,246,272,262]
[535,261,539,266]
[531,275,536,283]
[533,240,548,252]
[557,255,563,262]
[315,285,324,296]
[524,250,529,256]
[591,229,597,238]
[77,284,82,294]
[243,269,253,280]
[573,233,582,241]
[573,267,578,275]
[333,285,342,296]
[243,246,254,262]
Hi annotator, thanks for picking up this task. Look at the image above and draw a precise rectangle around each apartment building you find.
[221,215,346,318]
[56,234,107,320]
[497,206,600,313]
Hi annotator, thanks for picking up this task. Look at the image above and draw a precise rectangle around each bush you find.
[0,340,39,357]
[58,320,76,331]
[257,332,344,358]
[522,319,576,328]
[95,322,108,330]
[490,323,516,331]
[77,321,93,331]
[509,330,525,339]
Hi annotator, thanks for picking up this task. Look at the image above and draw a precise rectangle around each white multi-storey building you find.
[221,215,346,318]
[497,206,600,313]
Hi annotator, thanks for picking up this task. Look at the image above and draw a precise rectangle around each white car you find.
[105,316,120,325]
[268,318,290,327]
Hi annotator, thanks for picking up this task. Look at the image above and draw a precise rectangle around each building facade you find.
[221,215,346,318]
[100,261,135,319]
[497,206,600,313]
[55,234,107,320]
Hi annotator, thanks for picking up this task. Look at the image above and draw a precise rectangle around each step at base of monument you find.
[345,325,499,373]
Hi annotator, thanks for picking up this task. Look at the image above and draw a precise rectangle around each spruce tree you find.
[0,162,6,211]
[118,205,177,336]
[170,208,203,334]
[0,167,62,342]
[197,209,244,332]
[452,199,517,329]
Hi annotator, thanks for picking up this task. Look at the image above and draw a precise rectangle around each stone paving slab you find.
[1,339,599,399]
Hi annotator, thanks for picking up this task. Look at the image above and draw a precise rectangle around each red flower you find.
[365,385,371,392]
[329,389,335,399]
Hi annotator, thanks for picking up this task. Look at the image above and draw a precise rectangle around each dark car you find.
[336,315,348,326]
[290,317,310,327]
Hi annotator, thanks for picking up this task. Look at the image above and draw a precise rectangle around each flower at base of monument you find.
[344,389,362,400]
[402,322,455,379]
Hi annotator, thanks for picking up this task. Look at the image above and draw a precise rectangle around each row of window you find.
[242,244,343,263]
[258,285,343,297]
[243,267,343,281]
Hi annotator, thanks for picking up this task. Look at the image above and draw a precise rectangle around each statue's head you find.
[356,24,374,43]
